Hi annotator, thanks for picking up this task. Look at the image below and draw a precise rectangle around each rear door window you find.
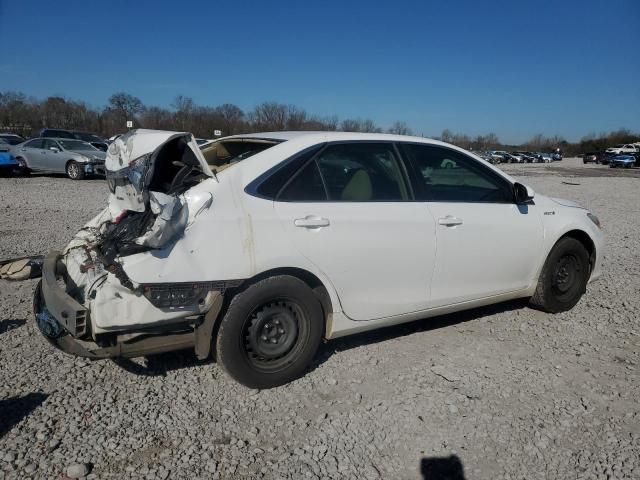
[315,143,409,201]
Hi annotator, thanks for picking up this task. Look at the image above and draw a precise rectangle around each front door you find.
[274,142,437,321]
[42,139,65,172]
[401,143,543,307]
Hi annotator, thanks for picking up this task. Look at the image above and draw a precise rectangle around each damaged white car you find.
[28,130,604,388]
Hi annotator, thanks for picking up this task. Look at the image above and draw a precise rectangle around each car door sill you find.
[328,287,532,339]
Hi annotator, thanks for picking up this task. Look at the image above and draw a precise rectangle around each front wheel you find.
[216,275,324,388]
[66,161,85,180]
[530,237,590,313]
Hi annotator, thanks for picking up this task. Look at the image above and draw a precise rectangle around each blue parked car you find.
[0,138,22,176]
[609,154,636,169]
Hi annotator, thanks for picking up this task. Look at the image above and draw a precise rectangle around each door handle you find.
[438,216,463,227]
[294,216,330,228]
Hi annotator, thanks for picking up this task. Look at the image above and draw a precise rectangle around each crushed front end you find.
[32,129,228,360]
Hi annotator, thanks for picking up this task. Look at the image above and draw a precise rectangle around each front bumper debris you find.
[34,251,224,360]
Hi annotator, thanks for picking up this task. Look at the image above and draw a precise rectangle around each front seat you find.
[341,169,372,201]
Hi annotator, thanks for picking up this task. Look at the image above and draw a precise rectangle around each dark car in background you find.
[0,133,26,145]
[39,128,109,151]
[583,152,606,164]
[71,131,109,151]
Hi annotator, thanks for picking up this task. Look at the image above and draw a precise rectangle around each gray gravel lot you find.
[1,159,639,479]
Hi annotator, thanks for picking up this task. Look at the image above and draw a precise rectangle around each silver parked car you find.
[12,138,106,179]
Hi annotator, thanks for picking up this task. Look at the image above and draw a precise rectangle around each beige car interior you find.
[200,139,279,173]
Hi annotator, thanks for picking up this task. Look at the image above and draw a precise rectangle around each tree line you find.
[0,91,637,155]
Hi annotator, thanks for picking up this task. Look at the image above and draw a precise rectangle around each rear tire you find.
[66,161,85,180]
[216,275,324,389]
[530,237,590,313]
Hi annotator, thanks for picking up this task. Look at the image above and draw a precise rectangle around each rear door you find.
[401,143,543,307]
[273,142,437,321]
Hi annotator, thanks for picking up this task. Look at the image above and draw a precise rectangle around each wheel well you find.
[212,268,334,357]
[242,267,333,318]
[560,230,596,272]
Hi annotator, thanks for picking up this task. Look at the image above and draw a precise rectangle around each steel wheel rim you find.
[243,299,305,372]
[552,254,580,295]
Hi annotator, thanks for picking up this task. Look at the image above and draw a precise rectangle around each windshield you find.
[58,140,98,151]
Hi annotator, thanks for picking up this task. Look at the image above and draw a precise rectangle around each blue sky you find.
[1,0,638,143]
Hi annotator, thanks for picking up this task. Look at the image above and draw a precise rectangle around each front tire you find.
[216,275,324,389]
[66,161,85,180]
[530,237,590,313]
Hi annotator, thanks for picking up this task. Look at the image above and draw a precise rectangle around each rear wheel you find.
[530,237,590,313]
[66,161,85,180]
[216,275,324,388]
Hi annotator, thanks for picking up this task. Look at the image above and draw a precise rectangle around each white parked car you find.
[605,144,638,155]
[34,130,604,388]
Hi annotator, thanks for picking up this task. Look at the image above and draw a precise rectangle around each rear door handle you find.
[294,216,330,228]
[438,216,463,227]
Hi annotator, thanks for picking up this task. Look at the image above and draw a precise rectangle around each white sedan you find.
[34,130,604,388]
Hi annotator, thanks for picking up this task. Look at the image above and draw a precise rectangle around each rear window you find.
[201,139,280,170]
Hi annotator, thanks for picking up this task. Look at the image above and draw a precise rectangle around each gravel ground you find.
[1,159,638,479]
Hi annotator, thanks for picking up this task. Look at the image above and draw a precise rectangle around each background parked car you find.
[609,154,636,168]
[512,151,537,163]
[39,128,108,151]
[0,133,26,145]
[486,150,508,163]
[0,138,23,176]
[583,152,607,164]
[534,152,553,163]
[500,152,522,163]
[13,138,106,179]
[71,131,109,151]
[605,144,638,155]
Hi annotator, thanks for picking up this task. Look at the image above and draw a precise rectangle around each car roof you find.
[216,130,519,187]
[219,130,449,145]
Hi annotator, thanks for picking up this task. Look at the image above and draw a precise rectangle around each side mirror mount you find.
[514,182,535,204]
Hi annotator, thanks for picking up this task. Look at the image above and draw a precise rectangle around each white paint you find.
[64,130,604,337]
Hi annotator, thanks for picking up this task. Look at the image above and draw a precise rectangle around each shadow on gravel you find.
[111,349,205,377]
[314,299,529,369]
[110,299,528,378]
[20,172,104,181]
[0,319,26,335]
[420,455,466,479]
[0,393,49,438]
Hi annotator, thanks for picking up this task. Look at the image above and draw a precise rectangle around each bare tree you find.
[107,92,144,127]
[387,121,412,136]
[249,102,288,131]
[215,103,245,136]
[172,95,195,130]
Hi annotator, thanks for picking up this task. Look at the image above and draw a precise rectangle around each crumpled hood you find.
[550,197,586,209]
